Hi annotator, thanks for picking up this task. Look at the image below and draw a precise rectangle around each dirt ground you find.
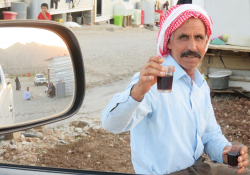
[36,129,134,173]
[36,95,250,172]
[11,77,73,124]
[1,94,249,174]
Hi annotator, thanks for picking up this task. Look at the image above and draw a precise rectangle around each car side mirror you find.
[0,20,85,135]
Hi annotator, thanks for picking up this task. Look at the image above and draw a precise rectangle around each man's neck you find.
[182,67,195,85]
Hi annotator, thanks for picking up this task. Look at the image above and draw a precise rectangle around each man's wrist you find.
[130,83,144,102]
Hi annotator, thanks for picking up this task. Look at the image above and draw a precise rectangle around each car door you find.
[0,20,135,175]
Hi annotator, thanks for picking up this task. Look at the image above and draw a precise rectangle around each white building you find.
[45,55,74,97]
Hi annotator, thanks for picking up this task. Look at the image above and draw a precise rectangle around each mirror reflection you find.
[0,28,74,126]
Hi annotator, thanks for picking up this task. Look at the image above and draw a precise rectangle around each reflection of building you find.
[0,0,176,25]
[45,55,74,97]
[0,0,94,24]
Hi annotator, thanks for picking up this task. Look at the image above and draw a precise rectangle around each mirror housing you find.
[0,20,85,135]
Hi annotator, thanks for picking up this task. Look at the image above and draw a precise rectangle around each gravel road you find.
[11,77,73,124]
[73,27,159,88]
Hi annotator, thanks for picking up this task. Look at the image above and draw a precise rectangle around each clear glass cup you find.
[157,65,175,93]
[227,142,243,169]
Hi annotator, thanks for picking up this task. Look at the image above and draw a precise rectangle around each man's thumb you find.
[223,150,228,155]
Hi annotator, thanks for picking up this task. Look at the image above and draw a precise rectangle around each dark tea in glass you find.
[227,142,243,169]
[228,152,240,167]
[157,75,173,92]
[157,65,174,93]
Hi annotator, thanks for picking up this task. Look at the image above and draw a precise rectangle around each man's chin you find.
[180,64,199,71]
[182,56,201,60]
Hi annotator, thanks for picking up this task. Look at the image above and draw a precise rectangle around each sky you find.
[0,27,67,49]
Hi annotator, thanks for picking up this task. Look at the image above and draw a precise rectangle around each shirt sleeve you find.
[101,72,154,134]
[202,85,228,163]
[37,13,41,19]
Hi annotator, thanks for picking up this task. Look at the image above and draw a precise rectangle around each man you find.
[47,83,55,98]
[102,4,249,175]
[23,87,33,100]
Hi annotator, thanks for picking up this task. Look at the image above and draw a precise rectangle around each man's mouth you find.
[185,55,197,58]
[180,50,201,59]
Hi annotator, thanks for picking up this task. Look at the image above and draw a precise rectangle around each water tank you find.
[136,1,155,25]
[56,82,65,98]
[11,2,27,19]
[132,9,141,25]
[114,2,133,16]
[24,0,50,19]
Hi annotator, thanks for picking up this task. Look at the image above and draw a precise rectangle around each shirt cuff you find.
[111,85,142,116]
[130,84,144,102]
[217,142,228,163]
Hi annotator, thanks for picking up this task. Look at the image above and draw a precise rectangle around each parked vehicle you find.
[34,73,47,86]
[0,65,14,126]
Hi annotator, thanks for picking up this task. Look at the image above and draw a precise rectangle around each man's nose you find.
[187,38,197,52]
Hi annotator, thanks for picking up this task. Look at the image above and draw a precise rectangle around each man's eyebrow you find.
[195,33,206,37]
[177,33,189,37]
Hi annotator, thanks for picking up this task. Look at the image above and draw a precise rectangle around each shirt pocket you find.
[197,106,209,135]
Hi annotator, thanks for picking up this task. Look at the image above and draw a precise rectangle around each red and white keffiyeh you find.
[157,4,213,58]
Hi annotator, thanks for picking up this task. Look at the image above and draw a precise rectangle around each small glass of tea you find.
[227,142,243,169]
[157,65,175,93]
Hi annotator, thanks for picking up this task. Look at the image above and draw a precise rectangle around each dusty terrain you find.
[1,94,249,174]
[11,77,73,124]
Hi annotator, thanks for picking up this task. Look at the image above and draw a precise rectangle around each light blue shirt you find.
[23,90,32,100]
[102,55,228,174]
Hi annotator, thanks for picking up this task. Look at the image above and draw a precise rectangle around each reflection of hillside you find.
[0,42,69,75]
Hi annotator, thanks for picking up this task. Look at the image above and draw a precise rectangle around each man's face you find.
[41,6,48,13]
[27,87,29,91]
[167,17,208,72]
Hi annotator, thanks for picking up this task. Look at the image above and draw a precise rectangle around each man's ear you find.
[205,35,209,45]
[167,39,172,50]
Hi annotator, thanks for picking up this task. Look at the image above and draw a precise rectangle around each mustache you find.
[180,50,201,59]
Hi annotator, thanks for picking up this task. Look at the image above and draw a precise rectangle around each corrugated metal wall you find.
[47,55,74,97]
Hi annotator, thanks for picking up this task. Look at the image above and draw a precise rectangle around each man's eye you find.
[180,36,187,39]
[196,36,204,40]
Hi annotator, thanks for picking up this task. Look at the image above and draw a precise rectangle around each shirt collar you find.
[193,67,205,87]
[162,55,205,87]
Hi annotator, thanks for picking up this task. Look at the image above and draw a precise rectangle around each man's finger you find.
[238,153,248,163]
[144,67,166,77]
[223,150,228,155]
[145,61,166,72]
[238,159,249,167]
[140,76,155,83]
[237,166,245,174]
[240,146,248,155]
[147,56,164,64]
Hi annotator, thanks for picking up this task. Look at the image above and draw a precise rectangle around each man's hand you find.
[223,145,249,173]
[131,56,166,101]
